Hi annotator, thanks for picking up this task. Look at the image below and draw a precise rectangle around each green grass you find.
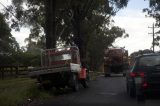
[0,77,54,106]
[0,71,104,106]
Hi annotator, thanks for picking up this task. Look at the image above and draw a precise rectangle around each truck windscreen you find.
[50,54,71,62]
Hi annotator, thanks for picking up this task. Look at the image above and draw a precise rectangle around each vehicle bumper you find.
[142,84,160,93]
[132,82,160,96]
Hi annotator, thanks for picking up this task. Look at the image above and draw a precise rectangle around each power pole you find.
[148,23,156,52]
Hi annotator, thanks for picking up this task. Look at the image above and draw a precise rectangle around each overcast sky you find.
[113,0,156,54]
[0,0,158,54]
[0,0,30,47]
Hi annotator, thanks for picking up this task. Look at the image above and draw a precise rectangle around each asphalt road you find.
[30,74,160,106]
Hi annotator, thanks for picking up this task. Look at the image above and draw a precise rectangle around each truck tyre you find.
[123,73,126,77]
[55,86,61,90]
[104,67,111,77]
[37,76,52,90]
[42,83,52,90]
[105,74,110,77]
[72,74,79,92]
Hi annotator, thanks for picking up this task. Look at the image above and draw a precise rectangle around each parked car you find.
[126,53,160,101]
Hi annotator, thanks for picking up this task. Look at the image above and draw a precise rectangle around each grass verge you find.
[0,71,104,106]
[0,77,54,106]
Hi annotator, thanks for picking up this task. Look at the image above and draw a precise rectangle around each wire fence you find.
[0,65,29,79]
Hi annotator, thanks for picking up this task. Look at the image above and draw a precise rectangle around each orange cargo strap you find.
[79,68,87,79]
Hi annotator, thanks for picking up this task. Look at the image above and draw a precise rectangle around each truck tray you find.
[29,63,81,77]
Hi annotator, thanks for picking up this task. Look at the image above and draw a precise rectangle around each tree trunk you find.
[72,6,87,66]
[75,20,87,66]
[45,0,56,49]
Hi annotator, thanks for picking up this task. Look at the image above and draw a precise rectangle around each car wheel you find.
[136,94,145,102]
[105,74,110,77]
[127,85,135,97]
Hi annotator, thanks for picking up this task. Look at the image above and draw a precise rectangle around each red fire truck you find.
[29,46,88,91]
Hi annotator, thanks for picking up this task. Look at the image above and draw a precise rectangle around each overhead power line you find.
[0,1,19,21]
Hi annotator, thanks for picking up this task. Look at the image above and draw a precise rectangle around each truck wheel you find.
[55,86,61,90]
[81,79,89,88]
[42,83,52,90]
[123,73,126,77]
[72,74,79,92]
[105,74,110,77]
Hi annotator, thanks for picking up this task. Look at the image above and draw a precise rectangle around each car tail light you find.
[142,82,148,88]
[130,72,136,77]
[130,72,145,77]
[139,72,145,77]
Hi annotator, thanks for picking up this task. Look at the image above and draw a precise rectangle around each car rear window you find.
[139,56,160,66]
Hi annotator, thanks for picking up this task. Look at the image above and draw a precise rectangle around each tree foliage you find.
[143,0,160,26]
[143,0,160,48]
[129,49,153,64]
[0,13,19,54]
[0,13,21,65]
[0,12,41,66]
[57,0,128,58]
[4,0,129,70]
[130,49,153,58]
[0,51,41,66]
